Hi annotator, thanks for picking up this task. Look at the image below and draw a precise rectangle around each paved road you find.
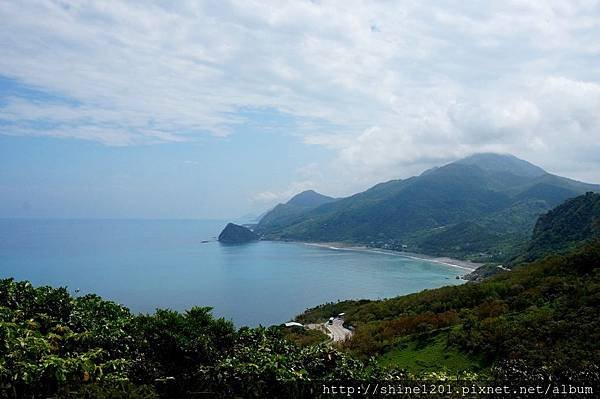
[306,318,353,342]
[325,318,353,342]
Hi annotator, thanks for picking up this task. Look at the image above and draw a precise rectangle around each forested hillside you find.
[0,278,396,398]
[256,190,338,235]
[514,192,600,263]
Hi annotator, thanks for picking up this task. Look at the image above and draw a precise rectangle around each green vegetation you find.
[0,278,408,398]
[279,325,329,347]
[295,300,370,325]
[256,154,599,262]
[465,191,600,280]
[255,190,337,235]
[514,192,600,263]
[378,332,485,374]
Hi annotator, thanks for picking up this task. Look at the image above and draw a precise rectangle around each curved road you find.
[325,318,353,342]
[306,318,353,342]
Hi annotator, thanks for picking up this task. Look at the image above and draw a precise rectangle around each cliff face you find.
[218,223,259,243]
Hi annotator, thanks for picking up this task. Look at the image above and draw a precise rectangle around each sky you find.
[1,0,600,219]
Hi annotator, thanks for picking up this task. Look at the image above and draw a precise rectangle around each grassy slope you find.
[378,331,485,374]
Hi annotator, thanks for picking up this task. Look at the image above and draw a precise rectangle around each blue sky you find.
[0,95,332,218]
[1,1,600,218]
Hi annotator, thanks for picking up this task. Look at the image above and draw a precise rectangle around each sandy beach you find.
[303,242,482,271]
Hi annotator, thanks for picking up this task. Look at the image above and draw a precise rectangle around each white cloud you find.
[1,0,600,188]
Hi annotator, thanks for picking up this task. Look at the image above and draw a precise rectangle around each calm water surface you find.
[0,219,464,326]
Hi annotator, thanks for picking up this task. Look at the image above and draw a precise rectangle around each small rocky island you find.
[218,223,259,243]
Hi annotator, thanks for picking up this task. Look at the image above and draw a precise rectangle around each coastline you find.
[302,241,482,271]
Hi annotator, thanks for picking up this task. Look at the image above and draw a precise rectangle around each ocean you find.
[0,219,465,327]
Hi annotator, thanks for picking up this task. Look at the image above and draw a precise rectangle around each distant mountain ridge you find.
[455,153,547,178]
[286,190,337,208]
[256,190,338,233]
[255,153,600,261]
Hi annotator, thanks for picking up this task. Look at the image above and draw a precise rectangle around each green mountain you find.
[256,190,337,234]
[455,152,546,178]
[256,154,600,261]
[515,192,600,263]
[286,189,337,208]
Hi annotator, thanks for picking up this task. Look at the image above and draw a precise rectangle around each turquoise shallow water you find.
[0,219,464,327]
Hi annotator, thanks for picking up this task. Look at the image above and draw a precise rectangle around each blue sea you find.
[0,219,465,327]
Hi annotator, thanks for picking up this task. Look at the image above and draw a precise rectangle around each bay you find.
[0,219,464,327]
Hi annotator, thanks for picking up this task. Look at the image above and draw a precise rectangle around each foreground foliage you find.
[0,279,406,398]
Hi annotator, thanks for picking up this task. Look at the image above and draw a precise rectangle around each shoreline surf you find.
[300,241,482,271]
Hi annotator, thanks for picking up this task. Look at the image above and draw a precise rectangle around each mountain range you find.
[255,153,600,262]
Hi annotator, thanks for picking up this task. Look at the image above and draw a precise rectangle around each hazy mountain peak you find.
[286,190,336,208]
[256,190,338,232]
[455,153,547,178]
